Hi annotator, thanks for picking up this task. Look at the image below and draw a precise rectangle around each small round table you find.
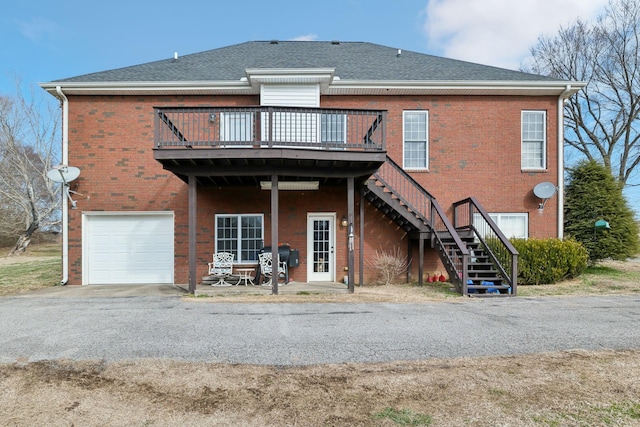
[235,268,255,286]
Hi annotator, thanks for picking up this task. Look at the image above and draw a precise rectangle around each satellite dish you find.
[533,182,557,199]
[533,181,558,211]
[47,166,80,184]
[46,166,84,209]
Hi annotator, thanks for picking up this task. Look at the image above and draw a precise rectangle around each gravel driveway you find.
[1,294,638,365]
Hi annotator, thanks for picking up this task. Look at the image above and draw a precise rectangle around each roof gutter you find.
[55,86,70,285]
[557,84,573,239]
[40,79,587,97]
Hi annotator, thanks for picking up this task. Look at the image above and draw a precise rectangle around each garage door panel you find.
[84,213,174,285]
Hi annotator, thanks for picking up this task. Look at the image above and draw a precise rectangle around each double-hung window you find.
[521,111,546,170]
[403,111,429,169]
[321,113,346,144]
[215,214,263,263]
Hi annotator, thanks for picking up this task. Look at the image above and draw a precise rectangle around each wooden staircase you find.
[438,231,513,295]
[363,156,517,296]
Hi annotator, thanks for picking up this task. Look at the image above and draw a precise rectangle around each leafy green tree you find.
[565,160,639,262]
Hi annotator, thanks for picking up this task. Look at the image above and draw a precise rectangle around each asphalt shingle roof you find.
[52,41,558,83]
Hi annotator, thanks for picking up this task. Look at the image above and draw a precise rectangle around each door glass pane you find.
[313,219,330,273]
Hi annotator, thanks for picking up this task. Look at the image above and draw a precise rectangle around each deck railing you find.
[154,106,386,151]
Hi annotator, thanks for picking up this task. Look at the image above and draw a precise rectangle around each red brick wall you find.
[66,93,559,285]
[322,95,559,234]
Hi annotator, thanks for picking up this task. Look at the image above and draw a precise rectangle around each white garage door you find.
[83,213,174,285]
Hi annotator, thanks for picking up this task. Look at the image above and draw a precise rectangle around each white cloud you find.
[423,0,608,69]
[290,34,318,41]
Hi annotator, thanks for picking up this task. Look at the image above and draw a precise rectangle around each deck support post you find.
[359,187,365,287]
[347,177,355,293]
[418,233,425,287]
[271,175,279,295]
[407,238,413,283]
[188,175,197,294]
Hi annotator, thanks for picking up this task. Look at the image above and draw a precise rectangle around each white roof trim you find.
[327,79,586,95]
[40,79,586,98]
[245,68,335,91]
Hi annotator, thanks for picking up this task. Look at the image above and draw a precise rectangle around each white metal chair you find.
[208,252,235,286]
[258,252,287,286]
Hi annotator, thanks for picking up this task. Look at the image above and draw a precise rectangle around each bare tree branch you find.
[524,0,640,188]
[0,82,61,254]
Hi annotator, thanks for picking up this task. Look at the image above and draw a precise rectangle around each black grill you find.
[259,245,291,264]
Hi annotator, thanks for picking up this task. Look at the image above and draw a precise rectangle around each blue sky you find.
[1,0,608,92]
[8,0,636,212]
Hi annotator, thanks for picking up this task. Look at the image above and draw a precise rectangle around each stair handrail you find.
[430,200,469,292]
[372,156,433,225]
[373,155,469,290]
[452,196,519,295]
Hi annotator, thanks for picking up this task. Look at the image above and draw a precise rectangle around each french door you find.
[307,213,335,282]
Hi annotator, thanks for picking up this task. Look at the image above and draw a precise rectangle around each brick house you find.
[40,41,584,295]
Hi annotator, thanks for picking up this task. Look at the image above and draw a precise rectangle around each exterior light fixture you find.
[341,216,348,227]
[260,181,319,190]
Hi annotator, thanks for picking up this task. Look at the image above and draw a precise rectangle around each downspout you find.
[56,86,69,285]
[557,84,571,239]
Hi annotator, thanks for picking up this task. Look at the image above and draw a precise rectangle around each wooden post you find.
[188,175,197,294]
[359,187,365,287]
[271,175,279,295]
[418,232,425,287]
[407,238,413,283]
[347,177,355,293]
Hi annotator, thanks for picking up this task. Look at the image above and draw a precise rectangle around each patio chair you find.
[207,252,235,286]
[257,252,287,286]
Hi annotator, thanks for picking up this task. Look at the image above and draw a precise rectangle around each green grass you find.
[372,407,433,426]
[0,256,62,296]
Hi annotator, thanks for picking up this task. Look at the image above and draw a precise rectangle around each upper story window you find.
[521,111,546,170]
[403,111,429,169]
[321,113,346,143]
[215,214,264,263]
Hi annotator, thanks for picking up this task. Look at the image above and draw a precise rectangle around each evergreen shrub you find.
[511,238,588,285]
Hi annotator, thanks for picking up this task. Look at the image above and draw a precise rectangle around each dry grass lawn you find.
[1,245,640,426]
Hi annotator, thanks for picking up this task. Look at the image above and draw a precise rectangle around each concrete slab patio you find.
[186,281,350,296]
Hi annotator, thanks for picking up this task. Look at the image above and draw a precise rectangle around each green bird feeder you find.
[594,219,611,230]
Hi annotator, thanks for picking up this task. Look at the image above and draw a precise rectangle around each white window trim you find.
[521,110,547,171]
[215,213,264,264]
[403,110,429,170]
